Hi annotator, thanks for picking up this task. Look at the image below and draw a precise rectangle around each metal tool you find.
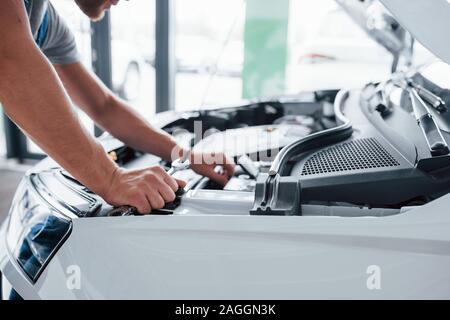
[109,157,191,216]
[167,157,191,175]
[237,154,258,179]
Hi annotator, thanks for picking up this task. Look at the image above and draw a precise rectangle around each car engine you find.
[30,62,450,219]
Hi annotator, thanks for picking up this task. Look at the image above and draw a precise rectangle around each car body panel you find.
[1,192,448,299]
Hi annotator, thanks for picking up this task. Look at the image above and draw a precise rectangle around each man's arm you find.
[54,62,179,162]
[0,0,182,214]
[55,62,235,185]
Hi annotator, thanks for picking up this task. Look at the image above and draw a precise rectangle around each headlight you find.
[6,175,72,283]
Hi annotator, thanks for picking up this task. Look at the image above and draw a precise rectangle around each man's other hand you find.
[102,166,186,214]
[189,151,235,186]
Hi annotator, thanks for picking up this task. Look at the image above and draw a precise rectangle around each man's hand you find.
[102,166,186,214]
[189,151,235,186]
[54,63,237,189]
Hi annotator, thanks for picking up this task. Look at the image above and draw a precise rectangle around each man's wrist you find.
[84,144,120,197]
[169,142,191,162]
[179,148,191,161]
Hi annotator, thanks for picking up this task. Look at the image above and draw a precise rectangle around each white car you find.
[1,0,450,299]
[289,7,392,92]
[111,40,146,102]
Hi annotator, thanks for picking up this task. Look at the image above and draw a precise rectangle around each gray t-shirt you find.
[25,0,80,64]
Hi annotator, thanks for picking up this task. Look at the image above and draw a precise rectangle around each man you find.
[0,0,235,214]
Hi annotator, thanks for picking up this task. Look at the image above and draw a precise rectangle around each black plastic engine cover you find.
[251,173,302,216]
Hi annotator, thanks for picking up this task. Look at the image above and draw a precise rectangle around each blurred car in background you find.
[214,40,244,77]
[289,8,393,92]
[171,36,243,77]
[111,40,146,102]
[52,0,147,102]
[288,7,435,92]
[175,35,214,74]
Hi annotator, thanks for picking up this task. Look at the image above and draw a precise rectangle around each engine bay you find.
[35,62,450,218]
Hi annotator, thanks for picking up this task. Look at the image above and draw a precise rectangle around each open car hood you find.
[336,0,450,65]
[380,0,450,65]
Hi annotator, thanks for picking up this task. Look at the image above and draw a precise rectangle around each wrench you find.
[109,157,191,216]
[167,157,191,175]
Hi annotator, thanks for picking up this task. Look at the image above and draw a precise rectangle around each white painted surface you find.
[2,194,449,299]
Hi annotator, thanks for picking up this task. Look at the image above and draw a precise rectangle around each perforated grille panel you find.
[301,138,400,176]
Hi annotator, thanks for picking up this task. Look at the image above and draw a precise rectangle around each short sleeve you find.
[40,3,80,65]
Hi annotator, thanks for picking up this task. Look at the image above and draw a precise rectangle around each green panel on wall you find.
[242,0,290,99]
